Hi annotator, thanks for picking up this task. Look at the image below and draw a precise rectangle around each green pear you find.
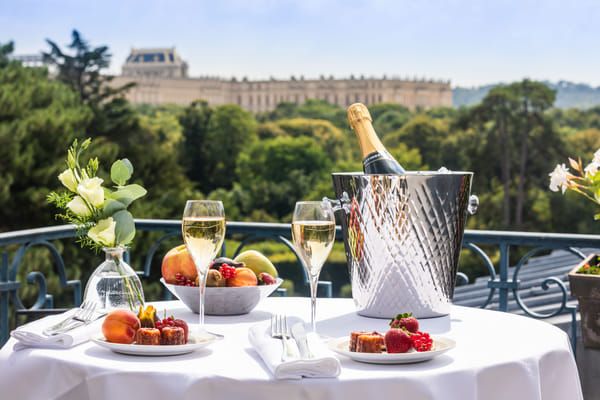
[234,250,278,278]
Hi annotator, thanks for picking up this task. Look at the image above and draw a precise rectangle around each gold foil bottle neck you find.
[347,103,372,128]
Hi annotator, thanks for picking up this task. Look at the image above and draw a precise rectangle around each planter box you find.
[568,254,600,349]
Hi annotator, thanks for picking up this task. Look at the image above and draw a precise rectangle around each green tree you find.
[179,100,212,186]
[296,99,347,128]
[237,136,331,219]
[203,104,257,192]
[0,41,14,67]
[369,103,412,137]
[0,52,91,230]
[261,99,347,128]
[258,118,352,162]
[43,30,133,107]
[511,80,556,226]
[462,80,558,228]
[383,114,448,168]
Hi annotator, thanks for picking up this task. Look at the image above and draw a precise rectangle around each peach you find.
[102,309,140,344]
[161,244,198,284]
[226,267,258,287]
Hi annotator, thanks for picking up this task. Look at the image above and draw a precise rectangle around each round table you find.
[0,298,582,400]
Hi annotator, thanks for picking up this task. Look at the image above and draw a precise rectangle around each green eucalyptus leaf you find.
[102,199,127,218]
[111,184,147,207]
[111,159,134,186]
[113,210,135,245]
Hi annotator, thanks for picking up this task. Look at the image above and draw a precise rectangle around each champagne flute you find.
[182,200,226,332]
[291,201,336,332]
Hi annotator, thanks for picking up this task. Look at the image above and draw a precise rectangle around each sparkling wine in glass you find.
[292,201,336,332]
[182,200,226,332]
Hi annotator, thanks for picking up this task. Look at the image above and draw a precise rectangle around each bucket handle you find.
[322,192,351,215]
[468,195,479,215]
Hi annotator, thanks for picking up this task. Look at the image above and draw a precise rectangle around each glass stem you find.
[309,273,319,332]
[198,270,207,331]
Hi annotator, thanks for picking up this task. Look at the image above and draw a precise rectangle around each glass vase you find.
[84,247,145,312]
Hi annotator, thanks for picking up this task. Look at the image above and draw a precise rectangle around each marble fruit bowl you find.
[160,277,283,315]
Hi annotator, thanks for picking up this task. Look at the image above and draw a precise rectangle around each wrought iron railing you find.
[1,220,599,349]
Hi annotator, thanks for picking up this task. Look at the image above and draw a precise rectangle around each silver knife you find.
[291,322,313,359]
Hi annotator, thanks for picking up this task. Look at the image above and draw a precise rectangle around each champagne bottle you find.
[347,103,405,174]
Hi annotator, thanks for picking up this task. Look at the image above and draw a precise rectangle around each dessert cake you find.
[356,333,384,353]
[161,326,185,345]
[135,328,161,345]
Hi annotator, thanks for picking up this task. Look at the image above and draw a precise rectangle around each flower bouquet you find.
[549,149,600,348]
[48,138,147,311]
[549,149,600,219]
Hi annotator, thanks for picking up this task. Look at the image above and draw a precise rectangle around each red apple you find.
[161,244,198,284]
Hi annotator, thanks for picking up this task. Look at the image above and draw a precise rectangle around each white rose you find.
[58,169,78,192]
[593,149,600,164]
[548,163,570,194]
[67,196,92,217]
[584,161,600,176]
[88,217,116,247]
[77,177,105,208]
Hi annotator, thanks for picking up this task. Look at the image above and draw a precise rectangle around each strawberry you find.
[384,328,412,353]
[410,331,433,352]
[390,312,419,333]
[258,272,276,285]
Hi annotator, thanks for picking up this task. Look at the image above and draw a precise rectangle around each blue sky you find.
[2,0,599,87]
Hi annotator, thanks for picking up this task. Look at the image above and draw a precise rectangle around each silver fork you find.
[270,314,295,362]
[43,301,98,336]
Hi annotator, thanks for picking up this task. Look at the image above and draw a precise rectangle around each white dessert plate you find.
[328,335,455,364]
[91,333,217,356]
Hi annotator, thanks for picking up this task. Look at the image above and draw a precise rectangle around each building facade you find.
[112,48,452,112]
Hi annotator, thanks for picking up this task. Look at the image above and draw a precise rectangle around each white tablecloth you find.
[0,298,582,400]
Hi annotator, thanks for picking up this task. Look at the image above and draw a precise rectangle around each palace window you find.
[249,95,253,106]
[142,53,165,63]
[237,95,242,105]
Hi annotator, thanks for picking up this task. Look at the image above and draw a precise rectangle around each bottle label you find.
[364,151,391,168]
[363,151,405,174]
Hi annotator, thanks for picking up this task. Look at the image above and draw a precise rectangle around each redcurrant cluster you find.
[174,272,197,287]
[219,264,237,279]
[154,316,176,331]
[410,331,433,352]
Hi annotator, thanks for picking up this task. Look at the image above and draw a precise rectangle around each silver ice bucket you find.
[330,172,478,318]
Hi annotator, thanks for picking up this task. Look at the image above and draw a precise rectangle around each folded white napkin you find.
[10,309,103,351]
[248,317,341,380]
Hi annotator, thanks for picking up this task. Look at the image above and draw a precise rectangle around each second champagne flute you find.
[182,200,226,333]
[291,201,336,333]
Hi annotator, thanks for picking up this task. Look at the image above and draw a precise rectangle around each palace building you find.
[111,48,452,112]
